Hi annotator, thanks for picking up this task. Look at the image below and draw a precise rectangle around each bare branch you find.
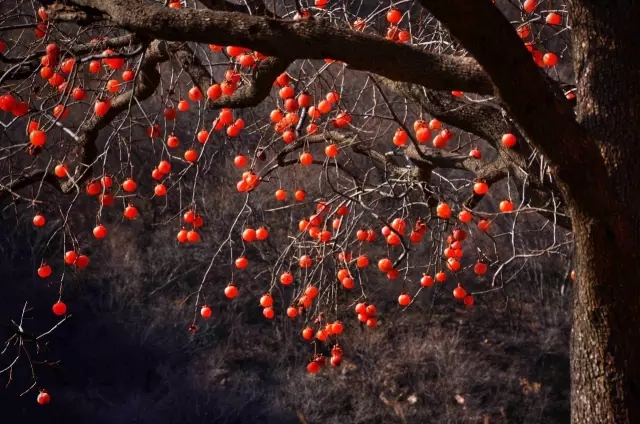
[171,43,291,109]
[0,40,170,201]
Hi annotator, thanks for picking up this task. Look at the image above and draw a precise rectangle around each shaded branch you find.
[64,0,495,95]
[418,0,612,216]
[199,0,276,16]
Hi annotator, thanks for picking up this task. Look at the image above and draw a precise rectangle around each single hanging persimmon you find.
[177,100,189,111]
[543,52,558,67]
[184,149,197,163]
[398,293,411,306]
[98,194,114,207]
[356,255,369,268]
[37,264,52,278]
[287,307,298,318]
[235,256,248,269]
[94,99,110,116]
[88,60,100,73]
[255,227,269,240]
[197,129,209,143]
[478,220,491,232]
[201,305,212,319]
[387,8,402,24]
[458,210,472,223]
[93,224,107,239]
[317,99,332,114]
[366,304,377,316]
[280,272,293,285]
[154,184,167,196]
[263,307,275,319]
[52,301,67,316]
[436,202,451,219]
[474,261,488,275]
[415,127,431,143]
[158,160,171,174]
[378,258,393,272]
[224,284,239,299]
[37,391,51,405]
[207,83,222,100]
[124,205,138,219]
[176,229,189,243]
[75,254,90,269]
[299,255,313,268]
[523,0,536,12]
[101,175,113,189]
[502,133,517,148]
[33,213,46,227]
[259,294,273,307]
[188,86,202,101]
[30,130,46,146]
[242,228,256,242]
[150,167,162,179]
[326,91,340,103]
[102,49,125,69]
[122,69,135,81]
[184,210,196,223]
[325,144,339,157]
[421,275,434,287]
[234,154,247,168]
[300,152,313,165]
[187,230,200,242]
[473,181,489,195]
[193,215,204,228]
[122,178,137,192]
[393,128,407,146]
[453,285,467,299]
[52,163,68,178]
[447,258,461,272]
[64,250,78,265]
[341,277,355,289]
[499,200,514,212]
[546,12,561,25]
[307,360,321,374]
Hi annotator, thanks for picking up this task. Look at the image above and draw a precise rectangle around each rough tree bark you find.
[567,1,640,423]
[415,1,640,422]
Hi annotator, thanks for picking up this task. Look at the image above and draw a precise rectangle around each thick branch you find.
[65,0,494,95]
[418,0,613,217]
[198,0,275,16]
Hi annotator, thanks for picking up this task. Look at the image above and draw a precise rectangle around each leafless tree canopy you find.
[1,0,640,423]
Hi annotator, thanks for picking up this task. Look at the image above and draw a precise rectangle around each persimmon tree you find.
[0,0,637,422]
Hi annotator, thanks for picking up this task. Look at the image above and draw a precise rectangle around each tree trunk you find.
[569,1,640,422]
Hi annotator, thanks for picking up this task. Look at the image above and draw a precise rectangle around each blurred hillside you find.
[0,136,572,423]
